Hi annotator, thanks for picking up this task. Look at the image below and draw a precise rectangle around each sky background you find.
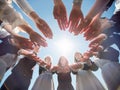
[0,0,118,90]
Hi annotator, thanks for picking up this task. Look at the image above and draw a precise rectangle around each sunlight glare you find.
[54,38,74,56]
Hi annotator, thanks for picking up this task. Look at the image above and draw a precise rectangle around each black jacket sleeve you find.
[106,0,115,11]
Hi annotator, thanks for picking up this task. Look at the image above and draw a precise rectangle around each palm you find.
[83,16,101,40]
[89,34,107,47]
[14,36,33,49]
[69,8,83,34]
[53,2,68,30]
[36,18,53,39]
[29,31,47,47]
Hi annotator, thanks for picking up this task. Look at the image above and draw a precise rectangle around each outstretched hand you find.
[29,31,47,47]
[13,35,34,49]
[30,11,53,39]
[53,0,68,30]
[69,4,83,34]
[89,33,107,47]
[75,16,92,35]
[35,17,53,39]
[83,14,101,40]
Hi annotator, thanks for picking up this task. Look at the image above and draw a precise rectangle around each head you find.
[98,47,119,62]
[58,56,69,67]
[74,52,83,63]
[44,56,52,67]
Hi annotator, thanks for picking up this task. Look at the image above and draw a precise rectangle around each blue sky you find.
[0,0,117,90]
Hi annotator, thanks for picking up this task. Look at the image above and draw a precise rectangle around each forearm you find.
[18,49,46,65]
[2,22,19,36]
[53,0,62,5]
[18,24,34,35]
[86,0,110,19]
[50,66,58,72]
[13,0,34,16]
[70,63,84,70]
[17,49,33,56]
[73,0,83,8]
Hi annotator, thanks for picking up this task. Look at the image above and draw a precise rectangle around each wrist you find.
[29,11,39,20]
[17,49,25,55]
[73,0,82,6]
[54,0,62,5]
[73,3,81,9]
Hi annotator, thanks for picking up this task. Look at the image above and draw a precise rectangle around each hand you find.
[75,16,92,34]
[28,55,46,65]
[69,4,83,33]
[33,42,40,54]
[29,11,53,39]
[89,45,103,56]
[13,35,34,49]
[45,64,51,69]
[83,14,101,40]
[53,0,68,30]
[29,31,47,47]
[83,51,92,60]
[89,33,107,47]
[18,49,34,56]
[35,18,53,39]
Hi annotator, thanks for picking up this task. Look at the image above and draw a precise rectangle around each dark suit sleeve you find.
[82,61,98,71]
[105,0,115,11]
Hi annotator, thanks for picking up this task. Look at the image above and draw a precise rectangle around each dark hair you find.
[99,47,119,62]
[0,20,2,25]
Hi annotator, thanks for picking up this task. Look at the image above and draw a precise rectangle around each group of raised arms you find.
[0,0,120,90]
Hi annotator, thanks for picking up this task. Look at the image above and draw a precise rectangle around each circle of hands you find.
[17,0,111,72]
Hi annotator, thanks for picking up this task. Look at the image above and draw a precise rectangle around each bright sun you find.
[54,38,74,56]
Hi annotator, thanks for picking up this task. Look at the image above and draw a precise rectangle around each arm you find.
[89,34,107,47]
[17,48,48,66]
[70,62,84,71]
[85,0,110,21]
[76,0,110,34]
[18,24,47,47]
[13,0,53,39]
[82,12,113,40]
[1,22,20,36]
[50,65,58,72]
[71,60,98,71]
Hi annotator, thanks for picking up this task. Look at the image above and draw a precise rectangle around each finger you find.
[84,27,91,37]
[47,29,53,39]
[63,15,68,29]
[88,29,100,41]
[57,19,63,30]
[68,16,72,28]
[74,28,80,35]
[68,13,73,27]
[72,19,80,33]
[44,25,53,39]
[70,17,77,32]
[41,23,52,38]
[62,15,68,30]
[61,15,65,30]
[69,18,76,33]
[78,23,85,34]
[39,40,48,47]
